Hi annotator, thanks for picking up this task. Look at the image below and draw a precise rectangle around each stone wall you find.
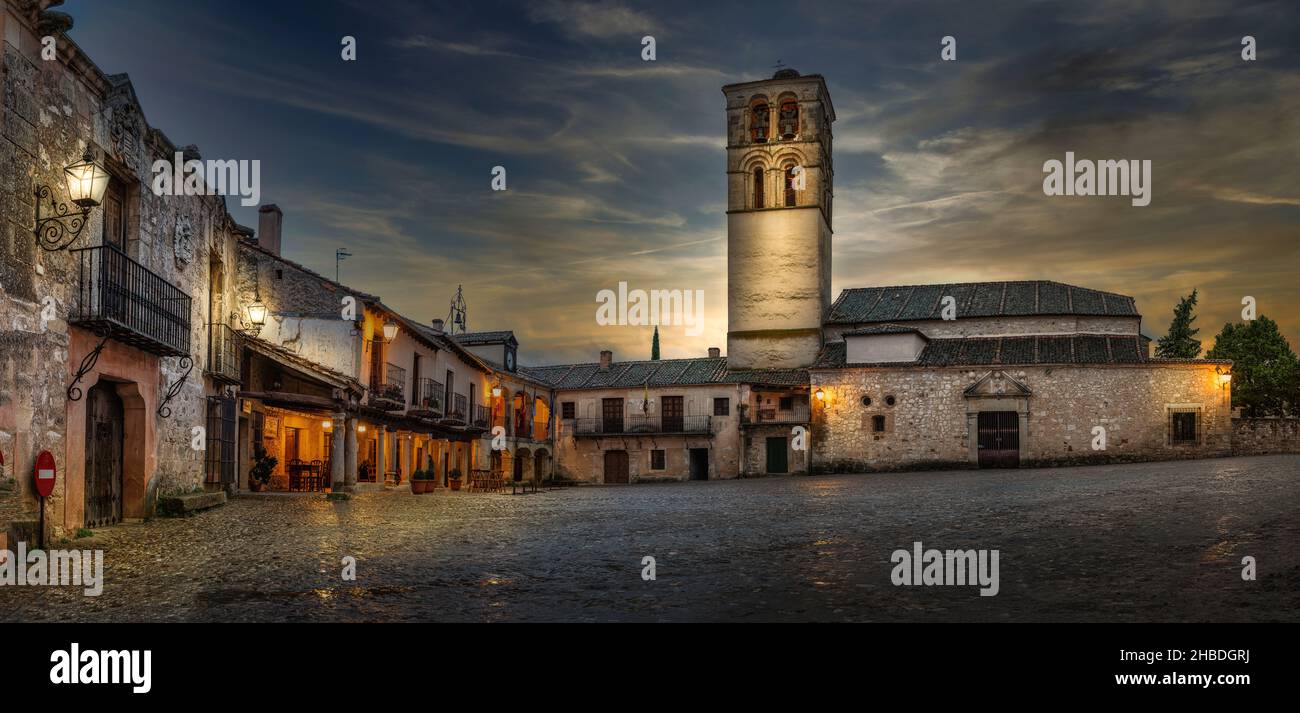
[1231,418,1300,455]
[809,362,1231,473]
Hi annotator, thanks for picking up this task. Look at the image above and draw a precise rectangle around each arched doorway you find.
[85,381,124,527]
[534,449,550,482]
[513,447,531,481]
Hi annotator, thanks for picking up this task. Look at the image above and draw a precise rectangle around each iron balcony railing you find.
[411,378,444,414]
[369,362,405,406]
[471,404,491,429]
[572,414,711,435]
[206,322,241,384]
[69,243,191,356]
[745,399,811,424]
[445,393,468,422]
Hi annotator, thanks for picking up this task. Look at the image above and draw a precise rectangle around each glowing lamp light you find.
[814,388,826,401]
[358,424,367,433]
[247,302,268,327]
[64,150,110,208]
[1219,373,1232,385]
[491,385,503,398]
[382,319,399,342]
[322,420,332,429]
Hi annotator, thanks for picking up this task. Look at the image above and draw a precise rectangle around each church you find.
[530,68,1234,482]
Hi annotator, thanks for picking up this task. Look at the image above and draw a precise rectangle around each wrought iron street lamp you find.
[241,301,268,338]
[382,319,399,342]
[35,149,110,251]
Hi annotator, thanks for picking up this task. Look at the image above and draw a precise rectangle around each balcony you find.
[69,243,191,356]
[572,414,711,436]
[206,322,241,385]
[442,393,468,424]
[368,362,405,410]
[409,378,444,417]
[471,404,491,429]
[743,399,810,425]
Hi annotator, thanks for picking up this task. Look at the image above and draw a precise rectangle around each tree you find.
[1155,289,1202,358]
[651,325,660,361]
[1206,315,1300,416]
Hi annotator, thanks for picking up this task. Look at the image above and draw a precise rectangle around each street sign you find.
[34,450,56,498]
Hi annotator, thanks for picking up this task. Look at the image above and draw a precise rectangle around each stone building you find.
[1,0,245,537]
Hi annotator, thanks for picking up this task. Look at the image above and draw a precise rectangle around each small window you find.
[275,269,283,280]
[1169,409,1200,445]
[860,395,872,407]
[885,395,896,406]
[872,415,886,433]
[752,167,764,208]
[561,401,575,419]
[650,450,666,470]
[713,398,729,416]
[779,396,794,410]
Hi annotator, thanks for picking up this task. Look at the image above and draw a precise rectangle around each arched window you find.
[784,166,797,207]
[779,100,799,139]
[750,102,769,142]
[752,167,764,208]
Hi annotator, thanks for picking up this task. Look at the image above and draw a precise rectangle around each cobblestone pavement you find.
[2,455,1297,622]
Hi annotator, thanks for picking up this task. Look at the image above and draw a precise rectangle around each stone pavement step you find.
[157,491,227,516]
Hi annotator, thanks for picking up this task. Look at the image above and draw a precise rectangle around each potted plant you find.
[249,445,277,492]
[411,468,436,494]
[448,467,463,491]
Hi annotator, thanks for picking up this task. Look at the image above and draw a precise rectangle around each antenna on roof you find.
[334,248,352,282]
[446,285,468,335]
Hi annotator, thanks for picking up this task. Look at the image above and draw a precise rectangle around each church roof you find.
[813,333,1160,368]
[523,357,731,390]
[452,330,517,346]
[827,281,1139,324]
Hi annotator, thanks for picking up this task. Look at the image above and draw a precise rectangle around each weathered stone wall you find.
[0,4,240,532]
[1231,418,1300,455]
[809,363,1231,473]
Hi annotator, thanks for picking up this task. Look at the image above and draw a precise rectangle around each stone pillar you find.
[344,417,358,489]
[331,412,346,489]
[377,426,388,484]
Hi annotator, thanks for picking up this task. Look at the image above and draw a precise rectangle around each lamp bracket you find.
[34,184,92,252]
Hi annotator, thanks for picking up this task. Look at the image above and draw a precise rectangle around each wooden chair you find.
[288,459,304,491]
[311,460,325,491]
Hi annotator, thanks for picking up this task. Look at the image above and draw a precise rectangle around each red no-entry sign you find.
[34,450,56,498]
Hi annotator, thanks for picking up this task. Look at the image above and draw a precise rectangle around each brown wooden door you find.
[602,398,624,434]
[603,450,629,484]
[85,382,124,527]
[661,396,683,432]
[977,411,1020,468]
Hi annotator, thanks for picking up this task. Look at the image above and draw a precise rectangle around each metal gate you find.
[205,396,237,486]
[85,383,124,527]
[977,411,1020,468]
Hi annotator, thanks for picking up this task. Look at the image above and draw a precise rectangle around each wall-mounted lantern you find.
[382,319,399,342]
[240,302,268,338]
[35,149,111,251]
[814,388,826,402]
[321,420,333,430]
[358,424,367,434]
[1216,366,1232,405]
[491,382,503,399]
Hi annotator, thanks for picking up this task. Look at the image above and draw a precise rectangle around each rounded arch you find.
[513,446,532,481]
[775,92,800,140]
[747,95,771,143]
[533,448,552,482]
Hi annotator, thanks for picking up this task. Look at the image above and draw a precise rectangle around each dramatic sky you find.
[64,0,1300,365]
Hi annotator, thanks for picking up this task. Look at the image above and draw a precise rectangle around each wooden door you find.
[602,398,624,434]
[603,450,629,484]
[977,411,1020,468]
[689,448,709,481]
[766,437,788,474]
[661,396,683,432]
[85,383,124,527]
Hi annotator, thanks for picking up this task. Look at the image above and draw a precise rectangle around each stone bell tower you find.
[723,69,835,369]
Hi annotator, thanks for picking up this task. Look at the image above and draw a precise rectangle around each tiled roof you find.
[827,281,1139,324]
[722,368,809,386]
[814,334,1162,368]
[452,331,517,346]
[526,357,731,390]
[842,324,928,338]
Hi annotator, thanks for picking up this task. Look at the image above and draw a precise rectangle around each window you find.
[562,401,575,419]
[750,102,769,142]
[650,450,666,470]
[102,177,127,248]
[885,395,896,406]
[778,100,799,139]
[784,166,797,207]
[713,397,729,416]
[662,396,684,432]
[1169,408,1200,445]
[861,395,872,407]
[752,167,764,208]
[872,415,886,433]
[779,396,794,411]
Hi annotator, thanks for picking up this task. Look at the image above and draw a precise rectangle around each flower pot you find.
[448,478,462,492]
[411,479,433,494]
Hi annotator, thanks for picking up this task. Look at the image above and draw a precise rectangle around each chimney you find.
[430,318,445,334]
[599,350,613,370]
[257,204,283,257]
[708,347,720,358]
